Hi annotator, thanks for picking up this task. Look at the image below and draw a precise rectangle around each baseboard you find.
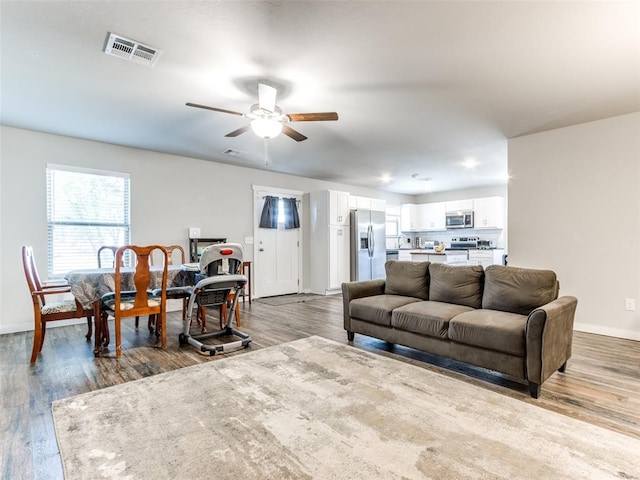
[574,322,640,341]
[0,318,89,335]
[1,301,185,336]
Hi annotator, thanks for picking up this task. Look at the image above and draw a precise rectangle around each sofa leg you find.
[347,331,354,341]
[529,382,541,399]
[558,362,567,373]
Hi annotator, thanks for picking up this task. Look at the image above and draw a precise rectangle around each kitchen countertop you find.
[407,250,448,256]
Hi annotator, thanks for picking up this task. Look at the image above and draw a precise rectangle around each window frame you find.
[46,163,131,277]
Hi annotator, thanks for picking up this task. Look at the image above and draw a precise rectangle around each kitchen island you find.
[409,250,448,263]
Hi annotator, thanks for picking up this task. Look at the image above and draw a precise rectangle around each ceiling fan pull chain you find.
[264,138,269,166]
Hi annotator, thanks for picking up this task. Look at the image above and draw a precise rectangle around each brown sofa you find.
[341,261,578,398]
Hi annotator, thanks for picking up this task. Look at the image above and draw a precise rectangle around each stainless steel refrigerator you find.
[350,209,386,281]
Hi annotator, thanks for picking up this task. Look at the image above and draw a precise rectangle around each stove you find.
[450,236,478,249]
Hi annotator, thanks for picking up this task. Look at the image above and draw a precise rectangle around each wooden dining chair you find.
[96,245,168,357]
[135,244,190,335]
[166,245,185,265]
[97,245,124,268]
[158,245,192,323]
[22,245,94,364]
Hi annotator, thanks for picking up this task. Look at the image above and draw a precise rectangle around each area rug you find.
[254,293,326,306]
[53,336,640,479]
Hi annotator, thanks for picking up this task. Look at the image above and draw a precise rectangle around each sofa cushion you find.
[428,263,484,308]
[391,301,474,338]
[350,294,421,327]
[384,260,429,300]
[448,309,527,356]
[482,265,558,315]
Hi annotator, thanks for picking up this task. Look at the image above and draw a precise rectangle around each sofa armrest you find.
[341,279,386,332]
[524,295,578,385]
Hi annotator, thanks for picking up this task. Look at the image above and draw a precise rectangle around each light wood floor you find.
[2,295,639,479]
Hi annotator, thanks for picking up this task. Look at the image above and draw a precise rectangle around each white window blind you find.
[46,164,130,276]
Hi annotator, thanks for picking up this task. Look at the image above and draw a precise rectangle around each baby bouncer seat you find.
[179,243,251,355]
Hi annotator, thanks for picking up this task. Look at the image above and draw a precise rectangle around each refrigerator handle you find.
[368,225,374,258]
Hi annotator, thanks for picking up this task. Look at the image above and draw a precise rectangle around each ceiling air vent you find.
[222,149,243,157]
[103,32,162,67]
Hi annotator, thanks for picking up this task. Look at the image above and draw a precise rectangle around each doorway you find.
[253,185,302,298]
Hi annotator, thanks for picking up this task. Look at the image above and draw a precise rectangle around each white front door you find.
[253,186,302,298]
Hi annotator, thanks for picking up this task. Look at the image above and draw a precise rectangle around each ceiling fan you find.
[186,83,338,142]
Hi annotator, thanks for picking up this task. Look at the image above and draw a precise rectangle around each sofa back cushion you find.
[384,260,430,300]
[482,265,558,315]
[428,263,484,308]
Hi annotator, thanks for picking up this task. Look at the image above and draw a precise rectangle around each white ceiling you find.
[1,1,639,195]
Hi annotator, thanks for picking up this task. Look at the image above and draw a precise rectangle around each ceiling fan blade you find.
[258,83,277,113]
[282,125,308,142]
[186,102,244,116]
[225,125,250,137]
[287,112,339,122]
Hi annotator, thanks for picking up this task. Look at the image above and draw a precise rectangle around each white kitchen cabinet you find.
[473,196,504,229]
[328,225,351,290]
[398,250,412,261]
[445,199,473,212]
[310,190,352,294]
[350,195,386,212]
[401,202,446,232]
[421,202,447,231]
[468,249,505,267]
[445,251,468,265]
[370,198,386,211]
[328,190,350,225]
[410,252,447,263]
[401,204,419,231]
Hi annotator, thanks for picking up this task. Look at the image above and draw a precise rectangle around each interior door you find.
[254,188,301,298]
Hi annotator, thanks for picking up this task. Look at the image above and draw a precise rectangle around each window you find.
[46,164,130,276]
[386,206,400,237]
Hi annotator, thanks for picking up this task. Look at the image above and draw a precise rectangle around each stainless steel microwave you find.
[446,211,474,229]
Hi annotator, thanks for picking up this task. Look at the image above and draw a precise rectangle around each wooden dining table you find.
[65,265,199,353]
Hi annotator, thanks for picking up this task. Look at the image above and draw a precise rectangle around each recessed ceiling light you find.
[463,158,478,169]
[381,174,391,183]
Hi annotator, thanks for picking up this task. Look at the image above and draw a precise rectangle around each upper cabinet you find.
[473,196,504,229]
[349,195,386,212]
[401,204,419,231]
[420,202,447,231]
[401,202,446,231]
[445,199,473,212]
[329,190,350,226]
[401,196,505,232]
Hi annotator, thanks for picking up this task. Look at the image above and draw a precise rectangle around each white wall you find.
[508,112,640,341]
[0,126,411,334]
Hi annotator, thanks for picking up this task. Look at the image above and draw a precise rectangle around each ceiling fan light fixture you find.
[250,118,283,139]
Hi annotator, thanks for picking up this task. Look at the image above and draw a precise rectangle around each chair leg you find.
[85,316,93,341]
[135,316,140,329]
[199,306,207,333]
[115,316,122,358]
[220,293,241,328]
[148,315,157,334]
[102,312,110,346]
[159,311,167,349]
[93,302,102,355]
[39,321,47,352]
[220,303,226,329]
[30,317,43,364]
